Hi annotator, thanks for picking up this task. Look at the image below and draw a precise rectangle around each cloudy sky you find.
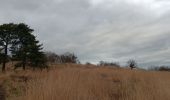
[0,0,170,68]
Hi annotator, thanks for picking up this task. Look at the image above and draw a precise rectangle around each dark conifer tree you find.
[28,42,48,70]
[0,23,47,71]
[11,23,35,70]
[11,23,47,70]
[0,23,16,71]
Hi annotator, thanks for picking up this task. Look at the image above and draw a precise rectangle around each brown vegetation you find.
[1,64,170,100]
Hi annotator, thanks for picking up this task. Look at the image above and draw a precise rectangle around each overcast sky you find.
[0,0,170,68]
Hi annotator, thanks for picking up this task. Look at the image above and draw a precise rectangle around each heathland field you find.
[1,64,170,100]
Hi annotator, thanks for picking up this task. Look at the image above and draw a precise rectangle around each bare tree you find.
[60,52,78,63]
[127,59,137,70]
[45,52,79,64]
[45,52,58,63]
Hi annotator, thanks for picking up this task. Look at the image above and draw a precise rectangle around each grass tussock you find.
[1,64,170,100]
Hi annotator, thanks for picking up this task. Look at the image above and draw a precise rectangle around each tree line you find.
[0,23,47,71]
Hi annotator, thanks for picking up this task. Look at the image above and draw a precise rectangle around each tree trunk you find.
[2,45,7,72]
[23,62,26,70]
[2,61,6,72]
[22,56,26,70]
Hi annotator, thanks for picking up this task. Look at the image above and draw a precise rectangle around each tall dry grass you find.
[12,65,170,100]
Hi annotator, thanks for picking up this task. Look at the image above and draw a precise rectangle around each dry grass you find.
[1,64,170,100]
